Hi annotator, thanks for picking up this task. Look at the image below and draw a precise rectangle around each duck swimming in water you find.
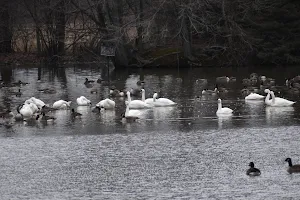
[71,108,82,118]
[246,162,261,176]
[285,158,300,174]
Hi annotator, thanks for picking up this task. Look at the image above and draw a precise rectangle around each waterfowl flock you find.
[0,72,300,178]
[210,73,299,113]
[247,157,300,176]
[0,77,180,127]
[0,72,299,128]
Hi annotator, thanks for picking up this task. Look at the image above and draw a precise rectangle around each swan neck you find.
[127,92,131,102]
[125,104,129,117]
[271,92,275,104]
[153,94,157,102]
[265,92,271,104]
[218,101,222,110]
[142,90,145,102]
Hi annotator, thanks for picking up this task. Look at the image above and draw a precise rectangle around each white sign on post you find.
[101,43,116,57]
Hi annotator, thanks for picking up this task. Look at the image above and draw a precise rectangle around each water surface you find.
[0,64,299,199]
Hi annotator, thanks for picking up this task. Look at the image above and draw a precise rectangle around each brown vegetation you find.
[0,0,299,67]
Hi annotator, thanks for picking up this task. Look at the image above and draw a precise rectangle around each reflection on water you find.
[265,106,295,125]
[245,99,265,105]
[1,65,300,199]
[99,110,116,124]
[0,65,299,134]
[245,100,265,116]
[217,114,233,129]
[153,106,176,120]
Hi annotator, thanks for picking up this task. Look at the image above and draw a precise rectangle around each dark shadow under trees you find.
[1,0,300,68]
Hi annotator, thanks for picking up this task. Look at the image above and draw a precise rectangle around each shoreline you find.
[0,53,299,69]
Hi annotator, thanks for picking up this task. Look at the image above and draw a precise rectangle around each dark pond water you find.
[0,64,300,199]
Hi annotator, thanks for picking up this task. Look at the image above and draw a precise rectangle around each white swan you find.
[127,91,151,109]
[245,93,265,100]
[141,89,155,105]
[53,100,72,109]
[96,98,115,109]
[216,98,233,115]
[125,101,141,118]
[19,104,35,118]
[264,89,272,105]
[76,96,91,106]
[27,97,45,109]
[152,93,177,107]
[264,89,295,107]
[22,102,39,114]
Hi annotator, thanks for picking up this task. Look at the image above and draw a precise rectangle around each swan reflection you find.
[265,106,295,124]
[153,106,176,120]
[76,106,90,114]
[245,99,265,105]
[75,106,91,124]
[99,110,116,123]
[217,113,233,129]
[245,100,265,116]
[53,110,70,126]
[200,95,219,101]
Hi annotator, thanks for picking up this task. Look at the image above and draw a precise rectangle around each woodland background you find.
[0,0,299,67]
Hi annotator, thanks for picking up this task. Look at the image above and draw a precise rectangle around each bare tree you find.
[1,0,299,67]
[22,0,69,59]
[0,0,12,53]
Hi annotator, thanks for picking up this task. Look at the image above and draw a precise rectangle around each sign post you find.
[100,42,116,83]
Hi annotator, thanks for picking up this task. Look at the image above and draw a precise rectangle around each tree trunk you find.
[33,0,42,55]
[96,3,107,29]
[0,0,12,53]
[55,0,66,56]
[222,0,232,44]
[36,27,42,54]
[181,9,192,60]
[108,0,129,67]
[136,0,144,51]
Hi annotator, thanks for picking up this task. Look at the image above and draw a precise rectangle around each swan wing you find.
[76,97,82,105]
[20,105,33,118]
[129,100,151,109]
[102,99,115,109]
[28,103,39,113]
[217,107,233,114]
[33,98,46,108]
[96,100,105,107]
[53,100,71,109]
[82,96,91,104]
[153,98,177,107]
[53,100,66,108]
[245,93,264,100]
[128,109,141,117]
[272,97,295,107]
[106,99,115,107]
[157,98,176,104]
[145,98,154,105]
[25,99,34,104]
[77,96,91,106]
